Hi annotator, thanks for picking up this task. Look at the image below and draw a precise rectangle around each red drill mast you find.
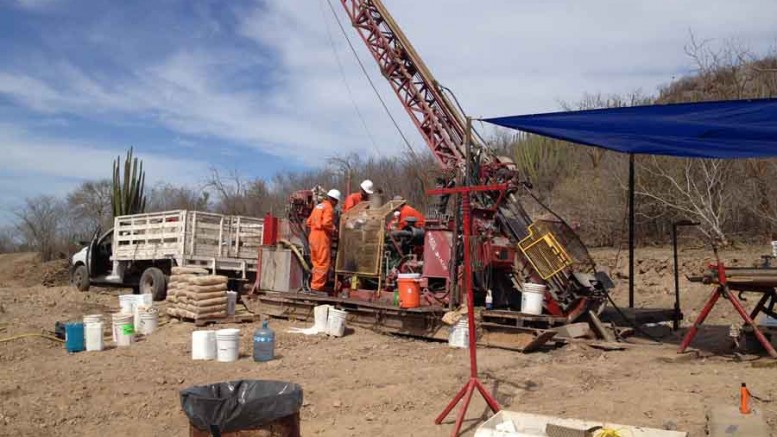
[340,0,469,171]
[338,0,608,319]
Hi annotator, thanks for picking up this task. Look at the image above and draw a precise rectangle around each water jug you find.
[253,320,275,362]
[65,322,85,353]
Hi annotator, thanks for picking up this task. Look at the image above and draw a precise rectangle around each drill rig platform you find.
[243,0,613,350]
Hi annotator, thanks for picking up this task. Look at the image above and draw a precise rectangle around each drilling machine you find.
[247,0,613,336]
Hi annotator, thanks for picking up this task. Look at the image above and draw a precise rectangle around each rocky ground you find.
[1,247,777,436]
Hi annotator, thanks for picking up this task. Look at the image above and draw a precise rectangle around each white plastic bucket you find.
[139,310,159,335]
[521,283,546,315]
[112,313,134,346]
[111,313,133,342]
[85,321,104,352]
[133,304,147,331]
[83,314,103,325]
[448,318,469,349]
[226,291,238,316]
[192,330,217,360]
[772,241,777,258]
[326,308,347,337]
[314,305,331,333]
[137,293,153,307]
[115,322,135,347]
[216,328,241,362]
[119,294,136,315]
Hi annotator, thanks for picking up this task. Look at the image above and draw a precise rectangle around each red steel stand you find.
[428,185,504,437]
[678,262,777,358]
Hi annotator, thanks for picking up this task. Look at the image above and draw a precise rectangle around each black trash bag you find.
[180,380,303,434]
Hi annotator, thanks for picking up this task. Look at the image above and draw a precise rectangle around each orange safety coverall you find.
[306,200,336,291]
[393,204,426,229]
[342,192,363,213]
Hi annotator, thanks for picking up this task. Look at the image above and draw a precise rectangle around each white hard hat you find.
[327,189,342,201]
[360,179,374,194]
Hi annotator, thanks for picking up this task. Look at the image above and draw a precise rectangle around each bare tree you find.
[15,195,67,261]
[66,179,113,235]
[636,157,734,245]
[146,183,210,212]
[0,226,20,253]
[207,168,272,217]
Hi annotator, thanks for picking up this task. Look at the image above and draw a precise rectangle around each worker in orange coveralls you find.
[342,179,374,213]
[391,195,426,229]
[306,189,341,291]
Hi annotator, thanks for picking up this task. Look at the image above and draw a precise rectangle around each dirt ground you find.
[1,246,777,436]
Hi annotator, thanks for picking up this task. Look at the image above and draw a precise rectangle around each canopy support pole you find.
[629,153,635,308]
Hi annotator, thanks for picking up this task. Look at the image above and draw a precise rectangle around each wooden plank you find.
[481,309,567,324]
[479,330,556,353]
[588,310,616,342]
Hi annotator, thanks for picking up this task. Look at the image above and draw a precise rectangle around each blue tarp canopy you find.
[484,98,777,159]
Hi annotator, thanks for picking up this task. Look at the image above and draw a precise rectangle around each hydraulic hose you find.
[0,332,64,344]
[278,239,311,273]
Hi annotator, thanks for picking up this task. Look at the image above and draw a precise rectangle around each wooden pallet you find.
[167,310,257,327]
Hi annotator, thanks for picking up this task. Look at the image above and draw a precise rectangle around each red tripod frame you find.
[678,262,777,358]
[427,184,505,436]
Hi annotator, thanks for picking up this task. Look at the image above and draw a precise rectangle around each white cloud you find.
[0,124,211,220]
[1,0,776,167]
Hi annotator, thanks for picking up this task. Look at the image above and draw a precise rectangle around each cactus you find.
[513,133,568,184]
[112,147,147,217]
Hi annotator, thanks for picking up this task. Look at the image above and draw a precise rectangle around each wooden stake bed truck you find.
[69,210,263,300]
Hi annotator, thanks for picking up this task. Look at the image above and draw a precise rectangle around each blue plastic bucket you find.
[65,322,85,353]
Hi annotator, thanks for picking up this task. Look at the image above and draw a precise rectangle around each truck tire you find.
[140,267,167,301]
[71,265,90,292]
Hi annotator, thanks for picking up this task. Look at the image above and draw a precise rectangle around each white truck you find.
[70,210,263,300]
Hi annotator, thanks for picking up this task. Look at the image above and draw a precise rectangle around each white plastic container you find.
[85,321,104,352]
[474,410,688,437]
[216,328,241,362]
[326,308,347,337]
[83,314,103,325]
[772,241,777,258]
[521,283,546,316]
[226,291,238,316]
[313,305,331,334]
[119,294,136,315]
[137,293,153,307]
[138,310,159,335]
[133,305,147,331]
[192,330,217,360]
[448,318,469,349]
[114,315,135,347]
[111,312,133,342]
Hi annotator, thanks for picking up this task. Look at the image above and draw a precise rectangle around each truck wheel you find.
[140,267,167,301]
[71,265,90,292]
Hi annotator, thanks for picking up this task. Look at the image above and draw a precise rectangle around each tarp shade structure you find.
[484,98,777,159]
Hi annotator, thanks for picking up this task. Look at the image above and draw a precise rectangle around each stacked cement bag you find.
[166,267,229,320]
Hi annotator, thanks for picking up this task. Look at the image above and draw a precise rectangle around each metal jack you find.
[671,220,698,330]
[428,184,505,437]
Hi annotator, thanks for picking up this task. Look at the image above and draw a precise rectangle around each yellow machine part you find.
[335,199,404,277]
[518,222,574,280]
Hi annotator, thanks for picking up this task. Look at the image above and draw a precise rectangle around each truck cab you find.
[70,227,169,300]
[70,228,115,289]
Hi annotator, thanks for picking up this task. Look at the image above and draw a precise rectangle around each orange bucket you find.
[397,273,421,309]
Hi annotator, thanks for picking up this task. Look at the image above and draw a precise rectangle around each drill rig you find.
[246,0,612,341]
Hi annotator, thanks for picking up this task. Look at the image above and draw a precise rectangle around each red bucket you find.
[397,273,421,309]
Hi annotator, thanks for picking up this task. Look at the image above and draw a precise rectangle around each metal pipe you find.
[672,224,680,330]
[672,220,699,330]
[628,153,635,308]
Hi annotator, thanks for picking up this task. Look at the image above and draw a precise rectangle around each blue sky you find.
[1,0,776,223]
